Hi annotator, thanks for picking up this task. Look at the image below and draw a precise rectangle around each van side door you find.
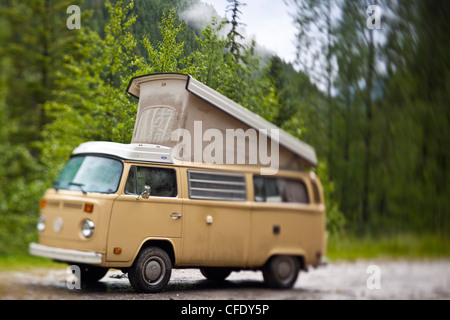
[179,169,251,267]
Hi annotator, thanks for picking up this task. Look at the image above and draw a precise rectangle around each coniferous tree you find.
[225,0,246,61]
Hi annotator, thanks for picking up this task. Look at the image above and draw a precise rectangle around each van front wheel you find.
[78,265,109,283]
[128,246,172,293]
[262,255,299,289]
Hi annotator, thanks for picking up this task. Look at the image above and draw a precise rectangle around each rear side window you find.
[188,170,247,201]
[253,176,309,204]
[125,166,177,197]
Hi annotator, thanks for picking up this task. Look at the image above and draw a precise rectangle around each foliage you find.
[140,9,187,74]
[190,17,230,88]
[315,161,346,237]
[38,0,139,184]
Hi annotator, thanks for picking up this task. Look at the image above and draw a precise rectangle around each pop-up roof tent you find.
[126,73,317,171]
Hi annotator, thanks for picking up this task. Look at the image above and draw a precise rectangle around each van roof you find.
[126,73,318,168]
[72,141,173,164]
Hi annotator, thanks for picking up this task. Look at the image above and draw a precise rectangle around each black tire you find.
[262,255,299,289]
[78,265,109,283]
[200,267,232,281]
[128,246,172,293]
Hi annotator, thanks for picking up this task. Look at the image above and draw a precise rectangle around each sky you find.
[201,0,298,64]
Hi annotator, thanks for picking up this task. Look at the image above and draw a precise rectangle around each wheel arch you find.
[263,249,307,271]
[136,238,176,267]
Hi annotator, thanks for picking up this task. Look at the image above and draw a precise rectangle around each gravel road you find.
[0,259,449,300]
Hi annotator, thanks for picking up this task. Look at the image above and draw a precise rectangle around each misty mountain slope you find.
[83,0,220,58]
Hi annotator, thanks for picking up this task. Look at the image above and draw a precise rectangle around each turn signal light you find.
[84,203,94,213]
[40,199,46,209]
[114,248,122,255]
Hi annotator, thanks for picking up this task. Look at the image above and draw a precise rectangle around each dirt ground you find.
[0,259,449,300]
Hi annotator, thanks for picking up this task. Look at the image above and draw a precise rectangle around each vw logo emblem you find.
[53,217,63,233]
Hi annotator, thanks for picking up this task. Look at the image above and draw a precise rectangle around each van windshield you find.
[54,155,123,194]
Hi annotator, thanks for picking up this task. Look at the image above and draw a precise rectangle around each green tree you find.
[190,17,229,88]
[39,0,139,182]
[225,0,246,61]
[0,26,44,254]
[380,0,450,234]
[0,0,84,147]
[102,0,138,86]
[139,9,189,74]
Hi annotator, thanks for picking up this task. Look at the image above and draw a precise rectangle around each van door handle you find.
[171,213,183,219]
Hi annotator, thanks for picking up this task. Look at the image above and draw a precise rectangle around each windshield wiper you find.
[69,182,87,195]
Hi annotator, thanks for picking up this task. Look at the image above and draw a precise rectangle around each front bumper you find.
[29,242,103,265]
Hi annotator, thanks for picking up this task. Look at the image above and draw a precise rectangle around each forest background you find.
[0,0,449,258]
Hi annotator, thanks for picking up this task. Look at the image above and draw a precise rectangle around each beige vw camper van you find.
[29,73,327,293]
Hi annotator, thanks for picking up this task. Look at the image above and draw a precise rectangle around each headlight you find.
[81,219,95,238]
[37,214,46,232]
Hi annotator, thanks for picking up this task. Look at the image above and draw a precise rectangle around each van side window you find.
[125,166,177,197]
[188,170,247,201]
[253,176,309,204]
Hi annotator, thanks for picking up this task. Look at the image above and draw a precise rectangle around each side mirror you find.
[137,185,151,200]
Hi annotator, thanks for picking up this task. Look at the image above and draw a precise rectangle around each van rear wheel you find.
[128,246,172,293]
[263,255,299,289]
[200,267,232,281]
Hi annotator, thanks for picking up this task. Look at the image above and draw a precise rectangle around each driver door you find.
[107,165,182,262]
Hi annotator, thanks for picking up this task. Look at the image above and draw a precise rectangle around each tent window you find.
[133,106,177,144]
[253,176,309,204]
[188,170,247,201]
